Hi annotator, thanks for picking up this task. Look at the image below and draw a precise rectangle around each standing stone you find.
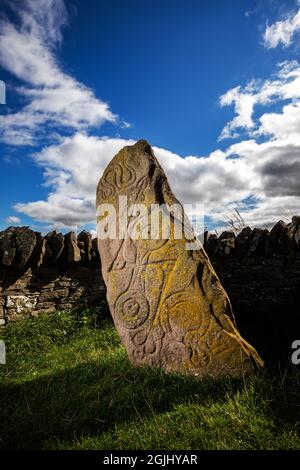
[96,140,263,378]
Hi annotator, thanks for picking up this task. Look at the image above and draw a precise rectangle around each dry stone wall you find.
[0,218,299,367]
[0,227,105,325]
[205,216,300,366]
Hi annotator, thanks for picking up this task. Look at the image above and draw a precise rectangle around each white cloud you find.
[264,8,300,49]
[219,86,256,139]
[14,134,134,230]
[219,61,300,140]
[0,0,116,145]
[14,133,252,229]
[14,130,300,231]
[5,216,21,225]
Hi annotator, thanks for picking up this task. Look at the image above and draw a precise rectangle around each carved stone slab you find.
[96,140,263,378]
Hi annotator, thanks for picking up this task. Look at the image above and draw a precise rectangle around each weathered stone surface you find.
[235,227,252,256]
[44,231,64,263]
[77,241,85,259]
[220,231,235,240]
[265,220,288,255]
[78,231,92,261]
[286,216,300,251]
[31,306,56,316]
[13,227,37,268]
[31,232,46,268]
[0,228,16,265]
[295,228,300,246]
[38,288,69,302]
[205,234,219,258]
[219,234,235,256]
[64,232,81,262]
[247,228,268,256]
[96,140,263,378]
[91,238,100,260]
[6,295,37,314]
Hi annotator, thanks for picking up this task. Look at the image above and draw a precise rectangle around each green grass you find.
[0,309,299,450]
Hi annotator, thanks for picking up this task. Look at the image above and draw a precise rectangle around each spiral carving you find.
[99,160,137,200]
[115,290,149,329]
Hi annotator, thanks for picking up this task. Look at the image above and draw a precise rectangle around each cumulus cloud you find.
[263,8,300,49]
[219,86,256,139]
[14,129,300,231]
[219,61,300,140]
[14,133,253,229]
[5,215,21,225]
[0,0,116,145]
[14,134,133,229]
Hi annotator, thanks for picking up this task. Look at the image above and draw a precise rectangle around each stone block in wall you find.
[265,220,288,255]
[0,297,5,323]
[78,231,92,261]
[13,227,37,268]
[67,287,86,301]
[235,227,252,256]
[0,227,38,268]
[31,232,46,268]
[35,301,56,310]
[56,279,72,287]
[56,303,76,311]
[204,234,218,258]
[0,296,6,308]
[44,231,64,263]
[6,294,38,315]
[64,232,81,262]
[77,241,85,260]
[219,230,235,240]
[31,307,57,317]
[286,216,300,252]
[247,228,268,256]
[38,288,69,303]
[39,283,56,291]
[0,228,16,265]
[219,236,235,255]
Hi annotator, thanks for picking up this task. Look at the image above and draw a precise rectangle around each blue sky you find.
[1,0,300,233]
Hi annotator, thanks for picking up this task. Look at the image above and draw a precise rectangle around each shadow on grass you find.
[0,352,299,450]
[0,353,245,450]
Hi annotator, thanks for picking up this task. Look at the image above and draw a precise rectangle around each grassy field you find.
[0,309,299,450]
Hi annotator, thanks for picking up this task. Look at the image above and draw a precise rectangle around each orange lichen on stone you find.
[96,140,263,378]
